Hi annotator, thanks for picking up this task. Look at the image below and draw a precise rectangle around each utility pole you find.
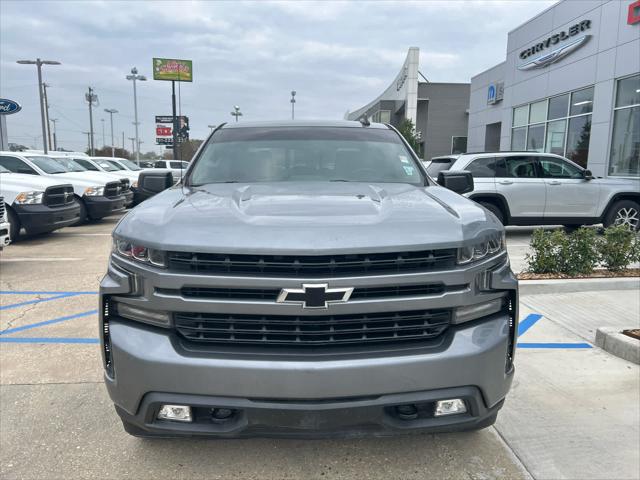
[82,131,91,152]
[100,118,105,148]
[50,118,58,151]
[42,82,53,149]
[290,90,296,120]
[104,109,118,157]
[85,87,98,155]
[16,58,61,154]
[122,131,125,151]
[128,137,135,157]
[230,105,243,122]
[126,67,147,164]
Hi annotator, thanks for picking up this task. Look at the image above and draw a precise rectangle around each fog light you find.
[435,399,467,417]
[157,404,192,422]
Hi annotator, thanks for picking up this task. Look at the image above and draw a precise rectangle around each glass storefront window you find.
[527,124,545,152]
[529,100,547,124]
[511,127,526,150]
[570,87,594,116]
[545,120,566,155]
[379,110,391,123]
[566,116,591,168]
[615,75,640,108]
[548,94,569,120]
[513,105,528,127]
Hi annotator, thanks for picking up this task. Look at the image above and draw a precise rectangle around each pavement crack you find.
[1,296,42,334]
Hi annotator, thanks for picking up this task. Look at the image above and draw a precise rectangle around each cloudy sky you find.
[1,0,554,153]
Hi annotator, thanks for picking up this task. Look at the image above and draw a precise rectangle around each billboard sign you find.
[155,115,189,145]
[152,58,193,82]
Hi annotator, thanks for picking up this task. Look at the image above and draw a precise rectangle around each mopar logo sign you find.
[0,99,21,115]
[487,82,504,105]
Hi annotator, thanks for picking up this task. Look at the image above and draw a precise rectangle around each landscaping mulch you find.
[622,329,640,341]
[517,268,640,280]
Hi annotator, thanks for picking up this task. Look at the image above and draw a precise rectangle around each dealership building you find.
[345,47,471,160]
[468,0,640,177]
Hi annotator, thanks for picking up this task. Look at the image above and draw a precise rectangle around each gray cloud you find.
[0,0,554,152]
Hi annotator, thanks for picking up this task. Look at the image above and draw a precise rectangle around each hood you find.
[0,172,74,191]
[116,182,501,254]
[50,171,121,186]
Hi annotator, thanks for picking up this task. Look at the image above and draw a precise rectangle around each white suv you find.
[428,152,640,230]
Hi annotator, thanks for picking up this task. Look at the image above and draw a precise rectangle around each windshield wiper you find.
[329,179,350,182]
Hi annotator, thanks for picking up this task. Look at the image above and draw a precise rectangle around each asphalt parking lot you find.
[1,215,638,480]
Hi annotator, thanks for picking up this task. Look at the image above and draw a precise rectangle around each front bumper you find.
[84,195,126,219]
[0,221,9,247]
[13,202,81,234]
[123,190,133,207]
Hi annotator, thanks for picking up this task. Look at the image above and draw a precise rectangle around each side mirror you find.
[137,171,173,199]
[437,170,474,194]
[584,169,593,180]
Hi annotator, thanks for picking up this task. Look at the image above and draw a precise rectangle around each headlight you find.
[112,301,171,327]
[84,186,105,196]
[457,231,506,264]
[14,191,44,204]
[453,298,504,324]
[113,237,167,267]
[132,181,138,188]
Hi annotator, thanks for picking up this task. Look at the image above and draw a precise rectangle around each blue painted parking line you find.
[0,291,98,295]
[0,310,98,336]
[516,313,592,349]
[517,313,543,337]
[0,337,99,344]
[0,292,83,311]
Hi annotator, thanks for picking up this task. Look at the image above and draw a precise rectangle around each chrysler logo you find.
[518,35,591,71]
[276,284,354,309]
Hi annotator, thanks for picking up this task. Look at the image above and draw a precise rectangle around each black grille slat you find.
[167,249,457,277]
[174,310,450,347]
[0,197,5,218]
[43,185,75,207]
[119,179,130,191]
[174,283,452,301]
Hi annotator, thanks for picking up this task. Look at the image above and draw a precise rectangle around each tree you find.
[89,146,131,158]
[397,119,422,157]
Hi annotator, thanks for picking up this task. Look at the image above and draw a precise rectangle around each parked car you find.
[100,120,516,438]
[0,165,80,239]
[427,152,640,230]
[49,155,133,208]
[0,152,126,223]
[0,195,10,249]
[68,157,140,204]
[153,159,190,181]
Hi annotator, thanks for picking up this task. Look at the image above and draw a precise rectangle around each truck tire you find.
[479,202,505,225]
[603,200,640,231]
[7,207,20,241]
[71,198,88,226]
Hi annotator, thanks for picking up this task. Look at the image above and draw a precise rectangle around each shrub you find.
[526,228,569,274]
[599,225,640,272]
[564,227,599,275]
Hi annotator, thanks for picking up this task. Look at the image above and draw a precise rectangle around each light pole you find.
[230,105,242,122]
[208,124,217,132]
[16,58,61,154]
[128,137,136,158]
[42,82,52,149]
[100,118,106,148]
[104,109,118,157]
[82,131,91,152]
[126,67,147,164]
[290,90,296,120]
[50,118,58,151]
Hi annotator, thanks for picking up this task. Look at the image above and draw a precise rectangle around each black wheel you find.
[6,207,20,241]
[603,200,640,231]
[71,198,88,226]
[479,202,505,225]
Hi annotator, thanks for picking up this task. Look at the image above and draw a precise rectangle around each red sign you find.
[629,0,640,25]
[156,126,171,136]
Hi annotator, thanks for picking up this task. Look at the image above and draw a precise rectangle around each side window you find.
[538,157,583,179]
[76,159,98,171]
[170,161,184,169]
[505,156,538,178]
[154,161,165,168]
[465,157,499,178]
[0,156,37,175]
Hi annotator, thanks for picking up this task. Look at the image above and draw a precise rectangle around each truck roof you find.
[221,120,389,130]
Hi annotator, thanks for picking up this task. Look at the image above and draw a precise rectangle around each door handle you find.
[498,180,513,185]
[549,180,562,185]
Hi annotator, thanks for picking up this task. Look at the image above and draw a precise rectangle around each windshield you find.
[426,158,455,177]
[0,165,10,173]
[114,159,141,171]
[97,161,119,171]
[51,157,87,172]
[28,156,68,174]
[189,127,424,186]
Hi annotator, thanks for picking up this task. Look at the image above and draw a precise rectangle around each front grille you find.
[167,249,457,277]
[104,182,121,199]
[171,283,458,301]
[0,197,5,219]
[119,179,130,191]
[174,309,451,347]
[43,185,75,207]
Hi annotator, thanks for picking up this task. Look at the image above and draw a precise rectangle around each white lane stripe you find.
[53,233,112,236]
[0,257,83,262]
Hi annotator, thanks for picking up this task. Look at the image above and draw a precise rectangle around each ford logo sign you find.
[0,99,22,115]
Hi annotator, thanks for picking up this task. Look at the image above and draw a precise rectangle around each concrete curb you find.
[519,277,640,295]
[595,328,640,365]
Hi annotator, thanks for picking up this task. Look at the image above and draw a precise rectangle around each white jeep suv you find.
[427,152,640,230]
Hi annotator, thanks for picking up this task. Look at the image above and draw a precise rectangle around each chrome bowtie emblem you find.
[277,283,354,309]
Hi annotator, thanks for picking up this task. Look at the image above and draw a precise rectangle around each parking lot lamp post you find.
[126,67,147,164]
[231,106,242,122]
[16,58,61,154]
[50,118,58,151]
[290,91,296,120]
[104,109,118,157]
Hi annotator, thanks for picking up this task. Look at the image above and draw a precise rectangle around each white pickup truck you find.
[0,165,81,240]
[0,152,127,224]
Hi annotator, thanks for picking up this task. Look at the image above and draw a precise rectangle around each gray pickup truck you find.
[100,120,518,438]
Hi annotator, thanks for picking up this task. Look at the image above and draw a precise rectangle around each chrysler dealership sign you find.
[518,20,591,70]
